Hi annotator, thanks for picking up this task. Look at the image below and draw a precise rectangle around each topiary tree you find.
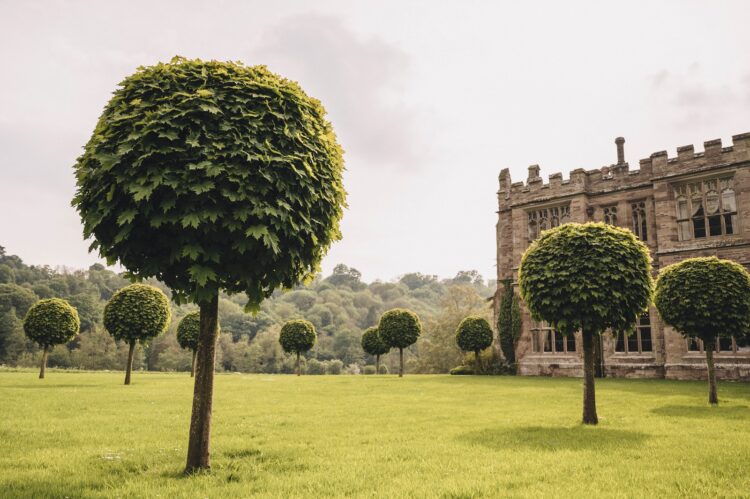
[279,319,317,375]
[456,316,493,373]
[177,312,200,377]
[23,298,80,378]
[73,58,345,472]
[378,308,421,377]
[360,326,389,375]
[519,223,652,425]
[497,280,522,364]
[103,284,171,385]
[655,257,750,405]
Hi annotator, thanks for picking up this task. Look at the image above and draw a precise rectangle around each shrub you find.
[497,280,522,364]
[363,365,376,375]
[455,316,493,373]
[279,319,317,376]
[519,222,652,425]
[306,358,325,375]
[655,256,750,405]
[73,57,345,472]
[177,312,200,377]
[450,365,474,375]
[326,359,343,375]
[23,298,79,378]
[378,308,421,377]
[103,284,171,385]
[378,364,389,375]
[360,326,389,375]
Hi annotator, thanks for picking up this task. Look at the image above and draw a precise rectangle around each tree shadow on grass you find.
[460,426,649,452]
[651,404,749,420]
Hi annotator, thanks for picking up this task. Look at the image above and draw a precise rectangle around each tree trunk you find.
[124,340,135,385]
[475,349,481,374]
[296,352,301,376]
[190,350,196,378]
[185,291,219,474]
[376,354,380,375]
[39,345,49,379]
[705,343,718,405]
[399,348,404,377]
[582,328,598,425]
[593,332,605,378]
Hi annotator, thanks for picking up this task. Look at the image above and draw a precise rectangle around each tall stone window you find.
[674,176,737,240]
[687,336,749,354]
[603,205,617,225]
[531,322,576,354]
[527,204,570,241]
[614,312,652,354]
[631,201,648,241]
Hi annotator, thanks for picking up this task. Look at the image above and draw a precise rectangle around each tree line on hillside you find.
[0,247,496,375]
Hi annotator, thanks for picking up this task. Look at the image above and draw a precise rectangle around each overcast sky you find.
[1,0,749,282]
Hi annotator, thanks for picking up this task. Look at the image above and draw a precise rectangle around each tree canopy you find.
[379,308,422,349]
[361,326,389,357]
[23,298,80,348]
[279,319,317,354]
[455,316,493,353]
[103,284,171,345]
[72,57,346,309]
[177,312,201,351]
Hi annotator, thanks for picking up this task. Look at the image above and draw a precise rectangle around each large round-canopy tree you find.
[177,312,201,377]
[72,57,345,472]
[23,298,80,378]
[103,284,171,385]
[456,316,493,373]
[361,326,389,374]
[519,222,652,425]
[378,308,421,377]
[279,319,317,375]
[655,257,750,405]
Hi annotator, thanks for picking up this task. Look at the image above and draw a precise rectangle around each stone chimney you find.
[615,137,626,165]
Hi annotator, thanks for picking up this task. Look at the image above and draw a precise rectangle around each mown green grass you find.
[1,370,749,498]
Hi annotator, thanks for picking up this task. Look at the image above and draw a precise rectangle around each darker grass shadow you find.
[651,404,749,420]
[460,425,649,452]
[1,383,103,389]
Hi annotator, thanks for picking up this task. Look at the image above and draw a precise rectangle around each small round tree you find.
[361,326,389,374]
[73,58,345,472]
[456,316,493,373]
[103,284,171,385]
[519,223,652,425]
[279,319,317,376]
[378,308,421,377]
[177,312,200,377]
[23,298,80,378]
[655,257,750,405]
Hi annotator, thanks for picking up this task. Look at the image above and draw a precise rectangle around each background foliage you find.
[0,247,495,374]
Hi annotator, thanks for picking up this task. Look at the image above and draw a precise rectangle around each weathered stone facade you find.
[495,132,750,380]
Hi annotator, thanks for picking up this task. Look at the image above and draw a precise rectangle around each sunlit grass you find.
[1,370,748,498]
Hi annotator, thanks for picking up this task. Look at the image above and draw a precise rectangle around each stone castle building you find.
[495,132,750,380]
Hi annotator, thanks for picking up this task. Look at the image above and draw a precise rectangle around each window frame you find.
[614,312,653,355]
[527,204,570,242]
[674,176,737,241]
[530,322,577,355]
[630,200,648,241]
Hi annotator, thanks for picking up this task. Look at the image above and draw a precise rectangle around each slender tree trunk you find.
[296,352,301,376]
[39,345,49,379]
[185,291,219,474]
[582,328,598,425]
[376,354,380,375]
[399,348,404,377]
[475,349,481,374]
[190,350,196,378]
[593,333,604,378]
[124,340,135,385]
[705,343,718,405]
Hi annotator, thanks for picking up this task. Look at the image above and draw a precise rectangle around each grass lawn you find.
[1,370,749,498]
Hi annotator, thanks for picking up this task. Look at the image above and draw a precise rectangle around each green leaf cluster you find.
[497,280,521,363]
[103,284,171,344]
[360,326,389,356]
[176,311,200,351]
[455,315,493,353]
[279,319,316,354]
[23,298,80,347]
[378,308,421,349]
[519,222,652,335]
[655,256,750,342]
[72,57,346,307]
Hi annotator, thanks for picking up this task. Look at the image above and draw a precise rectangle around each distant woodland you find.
[0,245,496,374]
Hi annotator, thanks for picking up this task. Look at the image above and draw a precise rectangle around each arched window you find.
[527,204,570,243]
[674,176,737,240]
[603,206,617,226]
[631,201,648,241]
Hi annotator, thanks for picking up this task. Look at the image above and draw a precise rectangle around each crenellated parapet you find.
[498,133,750,208]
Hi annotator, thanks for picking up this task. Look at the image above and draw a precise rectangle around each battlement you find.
[498,132,750,208]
